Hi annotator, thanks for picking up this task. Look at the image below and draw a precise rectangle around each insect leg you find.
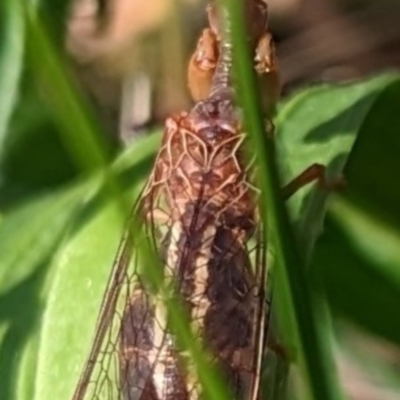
[282,163,345,200]
[254,32,281,114]
[187,27,218,102]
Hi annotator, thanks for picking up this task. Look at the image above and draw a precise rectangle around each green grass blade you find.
[21,4,108,173]
[224,1,346,399]
[0,184,86,296]
[0,0,24,155]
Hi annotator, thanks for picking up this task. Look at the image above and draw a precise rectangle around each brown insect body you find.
[117,0,272,394]
[73,2,275,400]
[120,88,263,399]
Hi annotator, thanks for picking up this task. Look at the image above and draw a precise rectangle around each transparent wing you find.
[71,198,144,400]
[71,121,272,400]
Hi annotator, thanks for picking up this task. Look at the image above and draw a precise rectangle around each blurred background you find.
[67,0,400,142]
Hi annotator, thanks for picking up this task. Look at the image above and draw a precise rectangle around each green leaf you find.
[277,72,400,258]
[343,78,400,224]
[314,196,400,346]
[307,74,400,347]
[0,271,47,400]
[32,198,127,400]
[0,128,159,400]
[272,72,400,399]
[303,75,400,394]
[0,183,87,296]
[0,126,160,400]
